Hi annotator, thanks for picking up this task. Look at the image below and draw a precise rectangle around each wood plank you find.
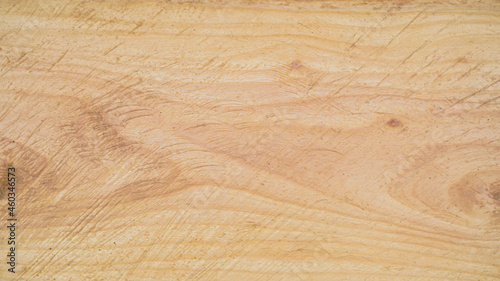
[0,0,499,279]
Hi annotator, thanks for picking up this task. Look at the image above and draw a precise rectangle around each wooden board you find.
[1,0,499,280]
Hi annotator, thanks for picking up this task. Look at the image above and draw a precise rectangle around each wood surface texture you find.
[1,0,500,280]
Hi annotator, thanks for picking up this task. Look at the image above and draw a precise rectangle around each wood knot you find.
[386,118,402,127]
[448,170,500,227]
[291,60,302,69]
[492,190,500,201]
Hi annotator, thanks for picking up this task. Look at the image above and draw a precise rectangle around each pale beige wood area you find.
[1,0,500,280]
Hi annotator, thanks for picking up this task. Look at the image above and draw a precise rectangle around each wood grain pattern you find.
[1,0,499,280]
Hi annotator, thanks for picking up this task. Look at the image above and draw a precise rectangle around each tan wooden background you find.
[0,0,499,280]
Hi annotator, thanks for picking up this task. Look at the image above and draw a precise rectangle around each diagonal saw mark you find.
[441,79,500,112]
[376,16,458,87]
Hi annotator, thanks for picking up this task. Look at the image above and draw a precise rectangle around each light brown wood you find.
[1,0,499,280]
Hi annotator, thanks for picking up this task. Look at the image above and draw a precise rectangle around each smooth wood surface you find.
[1,0,499,280]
